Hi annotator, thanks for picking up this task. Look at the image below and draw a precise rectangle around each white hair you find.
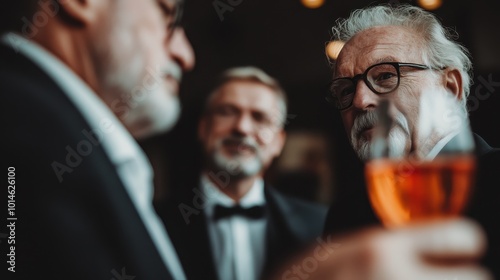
[330,4,473,108]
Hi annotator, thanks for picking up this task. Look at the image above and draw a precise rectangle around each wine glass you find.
[364,96,476,228]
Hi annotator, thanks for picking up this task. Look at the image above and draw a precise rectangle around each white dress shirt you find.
[2,33,186,280]
[201,174,267,280]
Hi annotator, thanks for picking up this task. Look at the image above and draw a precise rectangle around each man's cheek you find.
[341,114,353,130]
[344,123,354,140]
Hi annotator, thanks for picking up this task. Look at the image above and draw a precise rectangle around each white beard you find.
[122,89,181,139]
[213,152,262,178]
[211,137,263,177]
[351,110,409,161]
[93,7,182,139]
[106,61,182,139]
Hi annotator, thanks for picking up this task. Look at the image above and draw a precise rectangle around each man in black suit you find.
[161,67,327,280]
[319,4,498,280]
[2,0,194,279]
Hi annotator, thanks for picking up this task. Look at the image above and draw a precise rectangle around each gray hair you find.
[205,66,288,126]
[330,4,473,107]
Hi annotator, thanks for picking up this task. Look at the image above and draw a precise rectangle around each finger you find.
[404,218,486,260]
[419,265,493,280]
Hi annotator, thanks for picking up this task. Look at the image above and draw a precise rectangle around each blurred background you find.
[143,0,500,206]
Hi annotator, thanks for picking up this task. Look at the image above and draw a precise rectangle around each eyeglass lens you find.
[330,63,399,109]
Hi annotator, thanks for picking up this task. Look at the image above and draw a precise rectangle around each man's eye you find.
[335,86,354,98]
[340,86,354,97]
[375,72,397,81]
[253,113,273,126]
[214,106,237,116]
[158,1,175,17]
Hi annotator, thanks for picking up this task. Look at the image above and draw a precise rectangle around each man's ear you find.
[443,68,463,100]
[271,129,287,158]
[59,0,105,26]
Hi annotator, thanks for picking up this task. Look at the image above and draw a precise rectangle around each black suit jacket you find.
[323,133,500,278]
[160,183,327,280]
[1,43,173,279]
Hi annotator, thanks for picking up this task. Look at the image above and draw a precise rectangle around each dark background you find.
[143,0,500,204]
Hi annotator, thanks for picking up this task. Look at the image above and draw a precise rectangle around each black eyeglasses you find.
[327,62,437,110]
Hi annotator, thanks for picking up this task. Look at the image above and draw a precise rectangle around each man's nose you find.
[351,80,379,110]
[233,114,254,136]
[167,28,195,71]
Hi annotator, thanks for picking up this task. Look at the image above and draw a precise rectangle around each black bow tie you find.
[213,204,266,220]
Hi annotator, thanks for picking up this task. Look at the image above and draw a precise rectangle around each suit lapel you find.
[262,187,301,278]
[473,133,496,157]
[163,188,219,280]
[265,186,314,242]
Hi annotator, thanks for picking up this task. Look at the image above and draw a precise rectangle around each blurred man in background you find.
[2,0,194,279]
[161,67,327,280]
[319,4,499,280]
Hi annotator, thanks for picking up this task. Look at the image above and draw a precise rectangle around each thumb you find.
[407,218,486,260]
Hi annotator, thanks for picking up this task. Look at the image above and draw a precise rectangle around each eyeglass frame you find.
[327,62,441,110]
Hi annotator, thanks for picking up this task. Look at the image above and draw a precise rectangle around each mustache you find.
[161,63,182,82]
[351,110,410,141]
[220,135,259,153]
[352,110,378,140]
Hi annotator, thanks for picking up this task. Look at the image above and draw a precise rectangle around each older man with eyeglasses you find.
[278,4,500,280]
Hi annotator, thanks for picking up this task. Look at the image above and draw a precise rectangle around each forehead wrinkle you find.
[336,51,397,78]
[335,43,418,79]
[334,25,425,77]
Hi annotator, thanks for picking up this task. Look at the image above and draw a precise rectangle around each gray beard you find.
[351,110,409,162]
[212,151,263,178]
[353,127,408,162]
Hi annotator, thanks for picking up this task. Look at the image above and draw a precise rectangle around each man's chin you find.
[354,142,371,162]
[351,132,409,162]
[137,116,179,140]
[219,155,257,168]
[359,128,374,142]
[124,98,181,140]
[213,153,262,177]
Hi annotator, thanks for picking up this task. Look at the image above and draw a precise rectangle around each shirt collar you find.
[425,130,461,160]
[200,173,266,218]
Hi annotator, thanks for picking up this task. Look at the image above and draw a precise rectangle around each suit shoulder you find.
[267,186,328,226]
[280,192,328,216]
